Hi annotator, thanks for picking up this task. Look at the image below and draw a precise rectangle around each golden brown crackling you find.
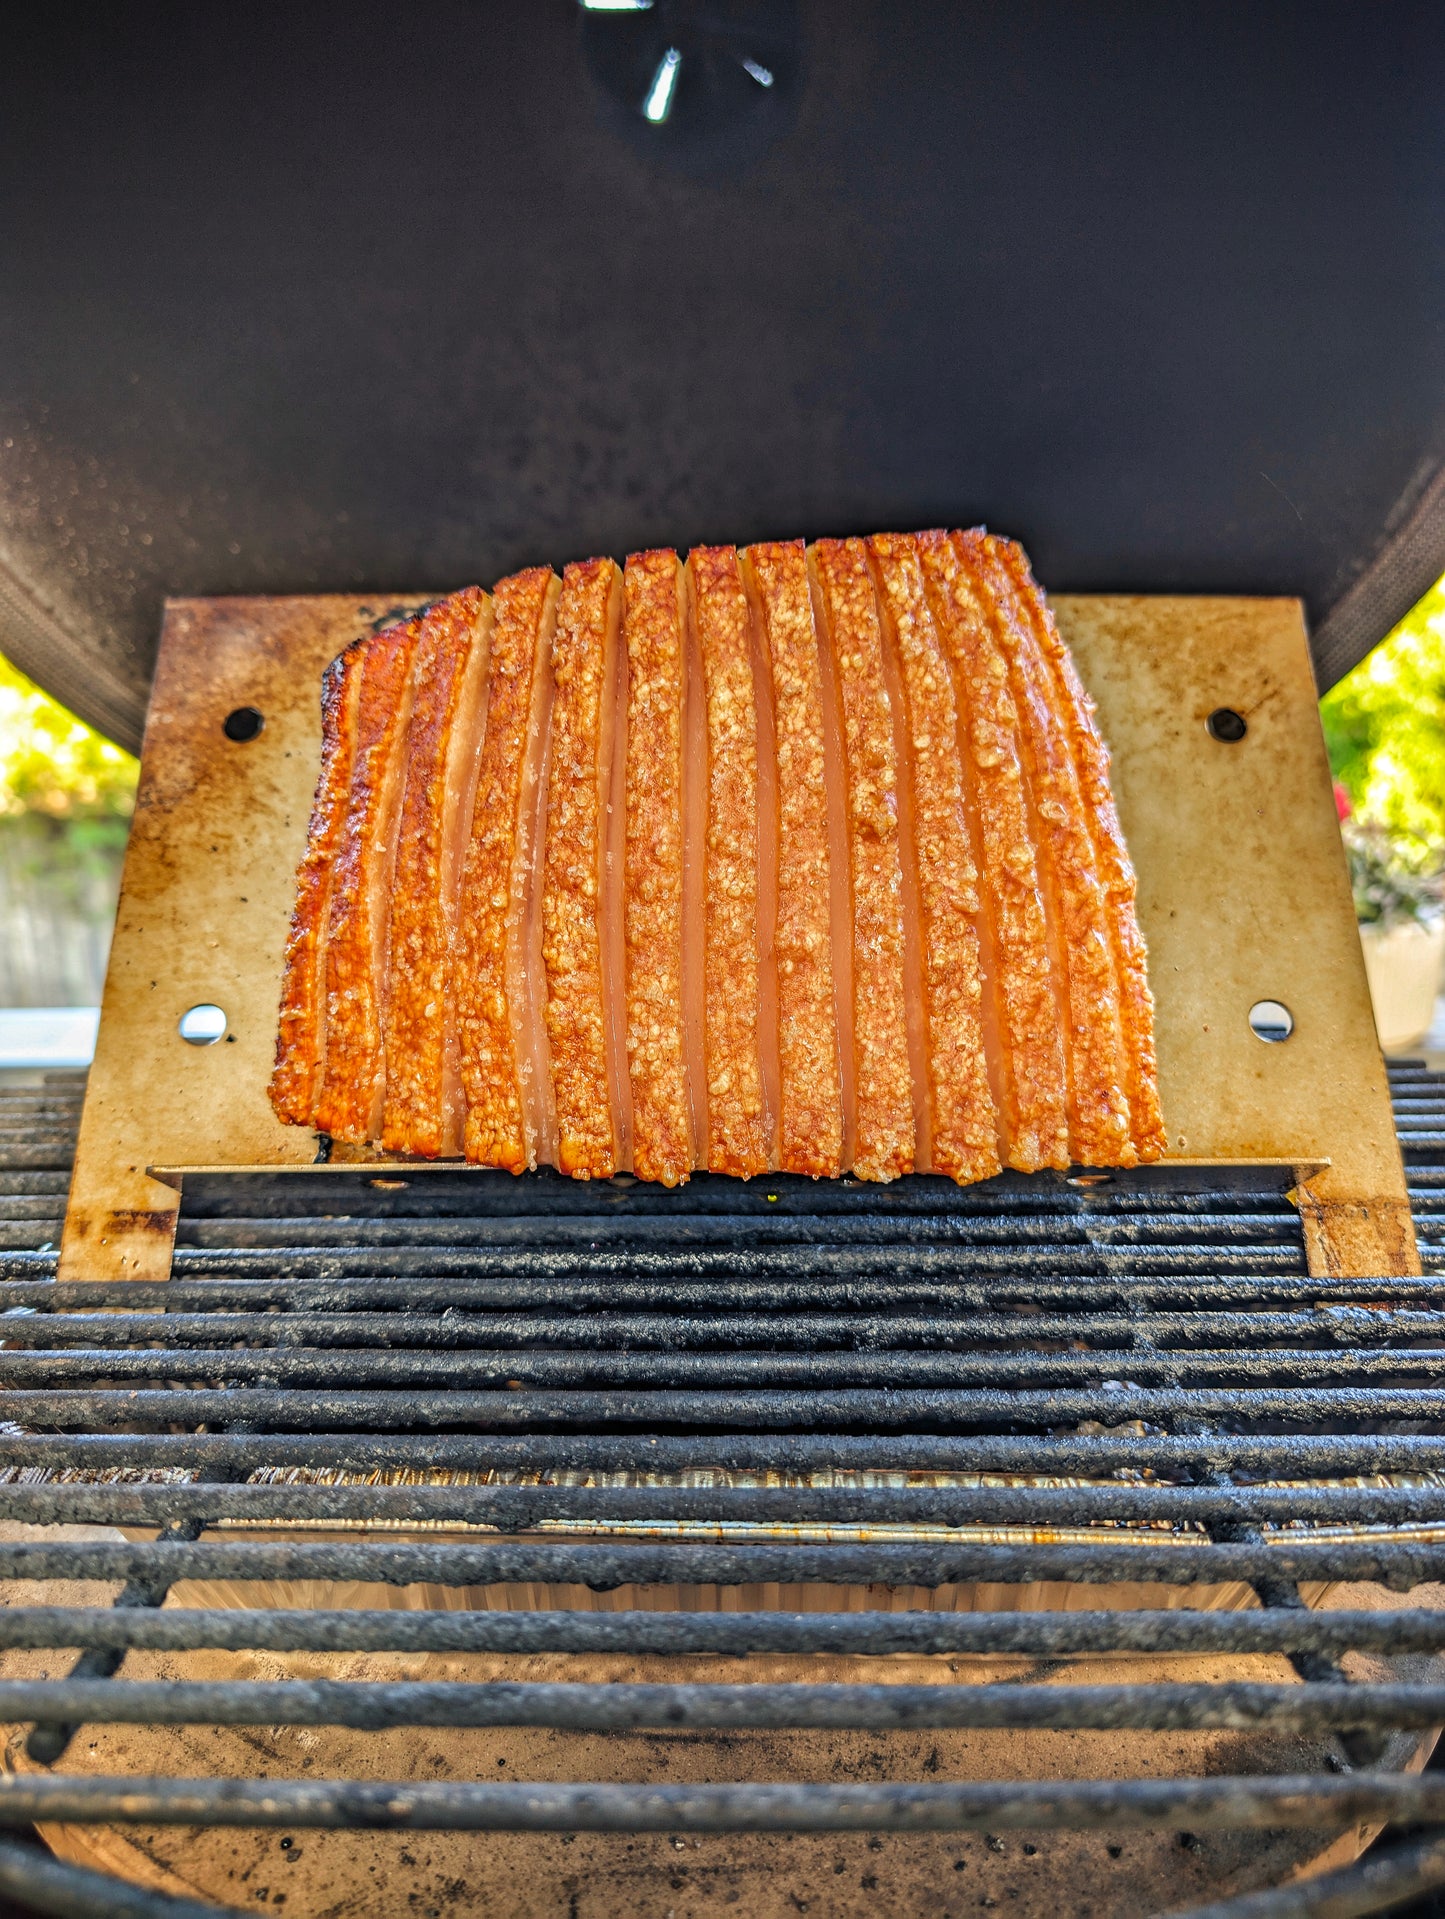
[313,616,421,1144]
[269,635,367,1129]
[623,549,692,1187]
[809,537,915,1183]
[867,534,1000,1185]
[743,541,842,1178]
[381,587,489,1159]
[690,545,768,1179]
[918,530,1068,1174]
[455,568,557,1172]
[544,557,619,1180]
[993,538,1167,1163]
[973,537,1134,1168]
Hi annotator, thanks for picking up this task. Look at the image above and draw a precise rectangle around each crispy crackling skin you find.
[995,538,1166,1163]
[623,549,693,1187]
[382,586,492,1158]
[691,545,769,1178]
[455,568,559,1171]
[314,616,421,1144]
[270,635,367,1129]
[919,529,1068,1173]
[742,541,843,1178]
[809,537,915,1182]
[868,533,999,1184]
[544,557,621,1179]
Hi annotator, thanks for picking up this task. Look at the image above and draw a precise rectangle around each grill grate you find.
[4,1067,1445,1916]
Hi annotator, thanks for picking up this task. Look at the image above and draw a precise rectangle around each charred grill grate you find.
[3,1067,1445,1914]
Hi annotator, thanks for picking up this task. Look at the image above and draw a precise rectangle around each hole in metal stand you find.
[223,706,264,743]
[1248,1000,1294,1043]
[1207,707,1247,743]
[179,1004,228,1046]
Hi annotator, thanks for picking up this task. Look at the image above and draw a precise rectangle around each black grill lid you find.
[3,1,1444,750]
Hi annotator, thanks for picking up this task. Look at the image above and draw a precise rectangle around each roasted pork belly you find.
[312,615,422,1145]
[688,544,770,1179]
[275,531,1161,1186]
[381,587,493,1158]
[868,534,1000,1185]
[269,634,367,1129]
[623,549,694,1187]
[454,567,561,1172]
[741,541,842,1179]
[972,535,1133,1168]
[544,558,624,1180]
[809,537,915,1183]
[991,537,1166,1164]
[917,530,1069,1174]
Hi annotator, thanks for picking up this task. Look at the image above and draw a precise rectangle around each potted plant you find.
[1345,818,1445,1052]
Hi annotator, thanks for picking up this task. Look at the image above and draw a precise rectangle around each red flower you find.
[1334,781,1352,821]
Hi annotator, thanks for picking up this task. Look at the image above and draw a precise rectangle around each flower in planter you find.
[1343,819,1445,931]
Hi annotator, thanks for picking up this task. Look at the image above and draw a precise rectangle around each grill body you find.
[7,588,1438,1915]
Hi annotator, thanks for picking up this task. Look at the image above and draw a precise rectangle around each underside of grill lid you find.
[2,2,1444,751]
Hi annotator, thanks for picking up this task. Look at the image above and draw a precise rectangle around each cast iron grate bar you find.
[5,1602,1445,1660]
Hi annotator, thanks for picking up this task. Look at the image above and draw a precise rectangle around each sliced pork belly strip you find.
[454,567,561,1172]
[521,600,561,1173]
[810,564,858,1171]
[380,588,493,1158]
[869,550,932,1172]
[742,542,842,1178]
[918,530,1068,1174]
[544,558,622,1180]
[688,545,769,1179]
[313,616,422,1144]
[269,636,367,1128]
[440,603,498,1146]
[993,538,1167,1164]
[680,570,709,1168]
[972,536,1133,1168]
[809,538,914,1183]
[748,565,783,1173]
[868,534,1000,1186]
[623,549,693,1187]
[601,572,633,1173]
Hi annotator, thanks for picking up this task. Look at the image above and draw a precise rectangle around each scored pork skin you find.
[742,541,843,1179]
[269,635,367,1129]
[993,538,1167,1165]
[918,531,1069,1174]
[809,537,915,1183]
[973,536,1134,1169]
[623,550,693,1187]
[454,567,561,1171]
[689,545,769,1179]
[544,557,622,1180]
[381,586,493,1158]
[312,615,421,1144]
[868,534,1000,1185]
[274,530,1162,1186]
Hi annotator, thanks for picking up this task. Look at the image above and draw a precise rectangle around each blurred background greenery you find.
[0,658,136,1006]
[1323,570,1445,852]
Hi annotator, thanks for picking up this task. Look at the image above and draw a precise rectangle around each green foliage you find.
[1321,572,1445,853]
[0,657,137,819]
[0,811,128,917]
